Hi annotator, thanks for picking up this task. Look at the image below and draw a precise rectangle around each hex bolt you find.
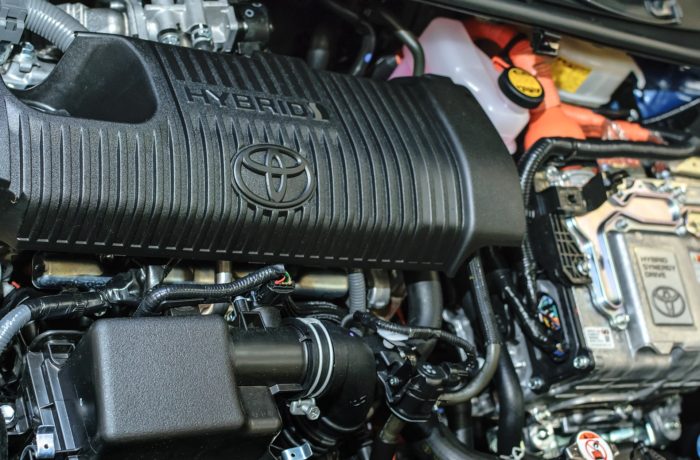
[573,355,592,370]
[576,260,590,276]
[528,377,545,391]
[0,404,14,425]
[611,314,630,330]
[615,218,629,231]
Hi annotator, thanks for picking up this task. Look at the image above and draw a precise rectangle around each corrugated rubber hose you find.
[347,269,367,313]
[133,264,286,317]
[26,0,88,52]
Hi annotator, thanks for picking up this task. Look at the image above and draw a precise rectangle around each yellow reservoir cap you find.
[499,67,545,109]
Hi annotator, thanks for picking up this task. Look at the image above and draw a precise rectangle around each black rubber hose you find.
[439,256,501,406]
[319,0,375,76]
[307,23,333,70]
[133,265,285,317]
[373,9,425,77]
[518,137,700,305]
[445,402,473,447]
[467,256,502,346]
[409,422,497,460]
[0,292,107,356]
[405,271,443,357]
[491,269,558,353]
[353,312,477,363]
[495,350,525,455]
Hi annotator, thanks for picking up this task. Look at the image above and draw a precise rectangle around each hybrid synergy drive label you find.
[634,248,693,326]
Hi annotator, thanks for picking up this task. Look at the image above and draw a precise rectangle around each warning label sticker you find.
[552,57,592,93]
[634,248,693,326]
[584,327,615,350]
[576,431,614,460]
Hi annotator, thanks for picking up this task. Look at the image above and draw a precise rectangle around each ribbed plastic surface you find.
[0,35,525,274]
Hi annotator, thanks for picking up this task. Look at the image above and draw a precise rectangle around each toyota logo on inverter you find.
[232,145,316,210]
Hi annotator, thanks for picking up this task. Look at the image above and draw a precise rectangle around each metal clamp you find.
[289,398,321,421]
[35,425,56,459]
[281,443,313,460]
[0,0,27,44]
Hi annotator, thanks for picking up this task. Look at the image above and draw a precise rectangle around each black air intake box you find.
[0,34,524,274]
[57,316,280,459]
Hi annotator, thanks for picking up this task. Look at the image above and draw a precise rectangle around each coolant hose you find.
[319,0,375,76]
[0,305,31,357]
[519,137,700,305]
[26,0,88,52]
[347,269,367,313]
[406,271,443,357]
[373,9,425,77]
[409,422,497,460]
[439,256,501,406]
[134,265,286,317]
[495,351,525,455]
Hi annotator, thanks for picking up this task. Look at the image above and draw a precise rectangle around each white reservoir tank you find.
[391,18,540,154]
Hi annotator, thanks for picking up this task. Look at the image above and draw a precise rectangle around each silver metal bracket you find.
[281,443,313,460]
[289,398,320,421]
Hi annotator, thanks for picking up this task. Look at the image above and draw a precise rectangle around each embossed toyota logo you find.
[232,144,315,209]
[651,286,686,318]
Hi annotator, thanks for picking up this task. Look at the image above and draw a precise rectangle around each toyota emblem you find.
[232,144,316,210]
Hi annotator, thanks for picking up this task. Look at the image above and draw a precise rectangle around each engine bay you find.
[0,1,698,459]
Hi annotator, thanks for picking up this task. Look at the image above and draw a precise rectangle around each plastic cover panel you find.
[0,34,525,274]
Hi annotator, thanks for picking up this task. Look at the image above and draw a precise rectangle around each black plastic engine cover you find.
[0,34,525,274]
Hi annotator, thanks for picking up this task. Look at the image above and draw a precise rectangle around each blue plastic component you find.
[635,60,700,120]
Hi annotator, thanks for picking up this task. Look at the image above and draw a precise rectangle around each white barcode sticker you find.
[584,326,615,350]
